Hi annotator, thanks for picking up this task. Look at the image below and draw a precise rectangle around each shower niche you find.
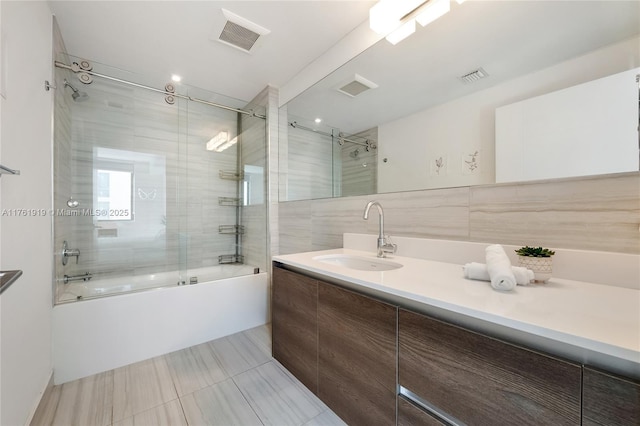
[52,55,268,303]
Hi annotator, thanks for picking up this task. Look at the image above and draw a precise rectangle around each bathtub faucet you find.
[63,272,92,284]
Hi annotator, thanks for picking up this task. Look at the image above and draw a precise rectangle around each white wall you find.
[0,1,54,425]
[496,67,639,182]
[378,36,640,193]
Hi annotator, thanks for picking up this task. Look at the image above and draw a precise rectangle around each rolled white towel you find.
[485,244,517,291]
[463,262,534,286]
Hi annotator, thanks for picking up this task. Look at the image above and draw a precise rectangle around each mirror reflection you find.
[280,0,640,201]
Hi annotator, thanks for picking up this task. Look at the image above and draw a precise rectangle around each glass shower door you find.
[54,56,182,302]
[54,55,269,304]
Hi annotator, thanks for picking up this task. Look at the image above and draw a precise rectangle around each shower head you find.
[63,79,89,102]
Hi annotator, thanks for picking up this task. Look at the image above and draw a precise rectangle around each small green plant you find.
[515,246,555,257]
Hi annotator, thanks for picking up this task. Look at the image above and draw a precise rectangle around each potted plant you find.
[515,246,556,283]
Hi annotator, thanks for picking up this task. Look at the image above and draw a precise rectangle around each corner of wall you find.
[0,2,55,425]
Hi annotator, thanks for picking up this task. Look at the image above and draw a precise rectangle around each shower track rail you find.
[54,61,267,119]
[288,121,376,150]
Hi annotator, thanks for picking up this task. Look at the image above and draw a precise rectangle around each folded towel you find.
[463,262,534,286]
[485,244,517,291]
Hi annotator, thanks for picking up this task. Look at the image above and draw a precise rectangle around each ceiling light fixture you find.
[386,19,416,45]
[217,136,238,152]
[370,0,458,45]
[315,118,322,124]
[369,0,425,35]
[206,131,228,151]
[415,0,450,27]
[171,74,182,82]
[206,131,238,153]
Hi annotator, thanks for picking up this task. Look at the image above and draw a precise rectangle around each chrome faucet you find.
[62,240,80,265]
[363,201,397,258]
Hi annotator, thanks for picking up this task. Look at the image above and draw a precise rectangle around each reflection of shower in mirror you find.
[349,148,371,167]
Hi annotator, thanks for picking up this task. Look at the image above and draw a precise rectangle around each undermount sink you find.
[313,254,403,271]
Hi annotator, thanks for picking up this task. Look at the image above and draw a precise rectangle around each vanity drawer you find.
[398,396,447,426]
[398,308,581,425]
[318,281,397,426]
[583,366,640,426]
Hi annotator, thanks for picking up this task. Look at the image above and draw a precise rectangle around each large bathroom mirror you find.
[279,0,640,201]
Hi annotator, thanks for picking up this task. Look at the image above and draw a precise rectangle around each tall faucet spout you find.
[363,200,389,257]
[363,200,384,242]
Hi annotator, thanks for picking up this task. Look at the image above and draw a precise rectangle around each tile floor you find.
[31,324,346,426]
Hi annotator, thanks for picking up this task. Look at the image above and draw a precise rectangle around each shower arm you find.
[54,61,266,119]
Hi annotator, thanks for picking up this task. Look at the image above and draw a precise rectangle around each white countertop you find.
[273,248,640,378]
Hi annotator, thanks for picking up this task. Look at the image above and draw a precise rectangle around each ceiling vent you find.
[337,74,379,98]
[458,67,489,84]
[218,9,270,53]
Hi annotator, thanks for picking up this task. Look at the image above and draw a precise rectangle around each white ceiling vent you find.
[337,74,379,98]
[458,67,489,84]
[218,9,270,53]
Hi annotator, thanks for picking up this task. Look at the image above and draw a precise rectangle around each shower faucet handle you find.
[62,240,81,265]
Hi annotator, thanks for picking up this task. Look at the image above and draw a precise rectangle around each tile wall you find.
[279,111,378,202]
[339,127,377,198]
[278,172,640,256]
[240,87,271,271]
[52,60,258,295]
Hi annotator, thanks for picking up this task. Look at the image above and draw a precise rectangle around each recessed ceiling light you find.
[315,118,322,124]
[171,74,182,82]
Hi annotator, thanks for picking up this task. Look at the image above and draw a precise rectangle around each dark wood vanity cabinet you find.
[272,264,397,425]
[317,281,397,426]
[272,266,319,393]
[398,308,582,425]
[582,367,640,426]
[398,396,447,426]
[273,263,638,426]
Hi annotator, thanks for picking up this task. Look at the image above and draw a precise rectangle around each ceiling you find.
[49,0,376,103]
[286,0,640,134]
[48,0,640,128]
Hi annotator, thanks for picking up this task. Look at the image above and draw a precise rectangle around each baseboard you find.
[24,370,54,426]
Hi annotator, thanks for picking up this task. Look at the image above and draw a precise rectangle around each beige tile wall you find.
[278,172,640,255]
[340,127,377,198]
[240,89,269,271]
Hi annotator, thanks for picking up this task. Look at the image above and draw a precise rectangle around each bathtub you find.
[57,264,259,303]
[52,267,269,384]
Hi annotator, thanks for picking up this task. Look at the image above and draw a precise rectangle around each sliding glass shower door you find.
[53,54,267,303]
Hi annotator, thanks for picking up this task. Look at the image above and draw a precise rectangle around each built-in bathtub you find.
[57,264,259,303]
[52,268,269,384]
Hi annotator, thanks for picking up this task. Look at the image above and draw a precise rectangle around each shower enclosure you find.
[52,54,268,304]
[281,113,377,202]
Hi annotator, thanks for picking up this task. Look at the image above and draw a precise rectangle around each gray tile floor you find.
[31,324,346,426]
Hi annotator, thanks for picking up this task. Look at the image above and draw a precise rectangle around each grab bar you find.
[63,272,92,284]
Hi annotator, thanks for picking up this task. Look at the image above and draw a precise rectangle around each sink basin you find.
[313,254,403,271]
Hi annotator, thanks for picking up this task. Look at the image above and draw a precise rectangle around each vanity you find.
[272,234,640,426]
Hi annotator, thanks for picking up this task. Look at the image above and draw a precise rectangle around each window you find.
[96,169,133,221]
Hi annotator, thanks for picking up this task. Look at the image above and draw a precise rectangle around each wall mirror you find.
[279,0,640,202]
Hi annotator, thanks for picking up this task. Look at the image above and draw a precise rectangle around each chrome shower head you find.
[63,79,89,102]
